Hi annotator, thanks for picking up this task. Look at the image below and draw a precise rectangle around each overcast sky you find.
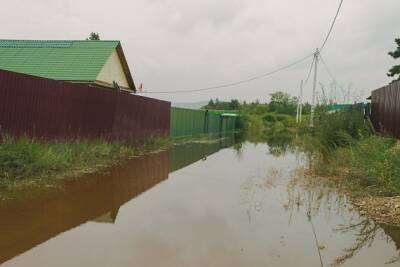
[1,0,399,103]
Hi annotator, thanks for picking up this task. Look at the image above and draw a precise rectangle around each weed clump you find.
[0,135,171,198]
[301,106,400,196]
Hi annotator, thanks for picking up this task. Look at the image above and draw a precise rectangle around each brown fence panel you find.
[0,69,170,142]
[371,80,400,138]
[112,92,171,142]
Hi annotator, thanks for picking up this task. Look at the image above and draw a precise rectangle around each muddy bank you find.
[353,197,400,225]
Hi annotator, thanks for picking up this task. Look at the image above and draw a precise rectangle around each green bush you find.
[349,137,395,187]
[313,107,371,152]
[263,113,276,123]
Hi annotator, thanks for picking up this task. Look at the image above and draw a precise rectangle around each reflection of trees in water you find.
[333,221,400,266]
[288,170,400,266]
[288,172,349,267]
[332,219,380,266]
[233,130,296,158]
[265,131,295,157]
[287,169,349,222]
[240,167,282,223]
[233,142,244,160]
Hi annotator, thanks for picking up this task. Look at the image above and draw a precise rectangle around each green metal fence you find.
[207,113,222,134]
[222,116,237,133]
[170,107,206,137]
[170,107,238,138]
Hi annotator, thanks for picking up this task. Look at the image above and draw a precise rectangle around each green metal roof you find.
[206,109,239,115]
[221,113,238,117]
[0,40,120,82]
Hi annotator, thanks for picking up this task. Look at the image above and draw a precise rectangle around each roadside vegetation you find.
[206,90,400,223]
[296,105,400,225]
[203,91,311,133]
[0,135,172,199]
[0,133,227,200]
[301,107,400,197]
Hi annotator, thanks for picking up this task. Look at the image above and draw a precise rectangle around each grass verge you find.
[0,134,218,200]
[296,106,400,224]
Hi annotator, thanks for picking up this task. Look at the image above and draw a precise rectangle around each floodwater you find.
[1,135,400,267]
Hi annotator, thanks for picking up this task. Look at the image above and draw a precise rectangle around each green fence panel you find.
[219,116,236,134]
[226,117,236,132]
[170,107,206,137]
[207,113,221,134]
[170,108,238,138]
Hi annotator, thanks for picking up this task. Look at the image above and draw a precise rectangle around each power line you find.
[141,0,344,95]
[303,56,315,87]
[319,54,335,81]
[141,52,314,94]
[320,0,344,51]
[319,53,340,84]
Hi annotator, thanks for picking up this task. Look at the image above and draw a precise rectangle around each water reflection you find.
[2,135,400,267]
[234,129,295,157]
[0,135,235,265]
[264,130,295,157]
[92,208,120,224]
[170,135,235,172]
[288,166,400,266]
[0,150,170,264]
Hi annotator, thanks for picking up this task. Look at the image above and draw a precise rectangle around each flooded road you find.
[1,136,400,266]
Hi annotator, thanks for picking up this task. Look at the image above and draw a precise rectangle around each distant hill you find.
[172,101,209,109]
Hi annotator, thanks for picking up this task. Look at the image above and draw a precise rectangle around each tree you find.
[388,38,400,81]
[202,99,241,110]
[269,91,291,105]
[268,91,298,115]
[87,32,100,40]
[229,99,240,110]
[207,99,215,108]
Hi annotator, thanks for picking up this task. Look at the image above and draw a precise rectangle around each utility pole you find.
[333,79,337,104]
[296,80,304,124]
[299,79,303,123]
[310,48,319,127]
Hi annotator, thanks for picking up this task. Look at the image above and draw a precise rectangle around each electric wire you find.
[320,0,344,51]
[319,54,339,84]
[303,56,315,87]
[140,0,345,95]
[141,52,314,94]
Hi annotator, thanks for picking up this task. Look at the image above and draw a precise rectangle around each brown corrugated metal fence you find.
[371,80,400,138]
[0,69,170,142]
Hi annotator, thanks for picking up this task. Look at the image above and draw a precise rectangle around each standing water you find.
[1,135,400,267]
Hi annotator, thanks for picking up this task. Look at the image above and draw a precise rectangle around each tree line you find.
[202,91,311,116]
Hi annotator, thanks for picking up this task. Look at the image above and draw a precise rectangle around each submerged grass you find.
[0,135,172,199]
[298,106,400,197]
[0,133,226,200]
[306,135,400,196]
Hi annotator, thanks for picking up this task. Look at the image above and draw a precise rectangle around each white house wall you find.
[96,49,130,88]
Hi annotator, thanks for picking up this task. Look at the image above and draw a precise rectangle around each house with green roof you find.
[0,39,136,92]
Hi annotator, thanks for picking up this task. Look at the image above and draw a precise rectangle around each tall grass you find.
[301,107,400,196]
[0,135,171,198]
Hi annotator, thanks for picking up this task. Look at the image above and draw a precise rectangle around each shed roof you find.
[0,39,135,90]
[221,113,239,117]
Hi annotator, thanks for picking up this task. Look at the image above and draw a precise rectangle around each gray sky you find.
[1,0,399,103]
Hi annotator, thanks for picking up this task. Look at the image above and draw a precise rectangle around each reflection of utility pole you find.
[296,80,303,124]
[310,49,319,127]
[320,83,326,104]
[347,83,353,104]
[299,80,303,123]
